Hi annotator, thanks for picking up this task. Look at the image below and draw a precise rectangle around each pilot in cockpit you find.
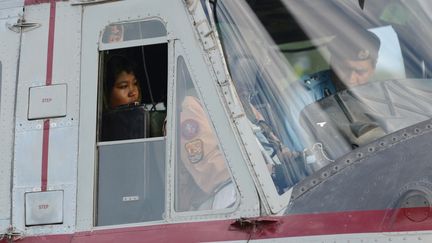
[301,29,381,102]
[297,29,384,172]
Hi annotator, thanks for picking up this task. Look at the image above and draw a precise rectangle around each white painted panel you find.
[14,129,43,187]
[0,4,22,233]
[13,185,75,236]
[25,191,63,226]
[0,0,24,7]
[12,3,50,234]
[48,126,78,185]
[15,5,50,122]
[28,84,67,120]
[12,1,80,236]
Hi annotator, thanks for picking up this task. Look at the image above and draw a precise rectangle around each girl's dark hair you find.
[103,55,141,109]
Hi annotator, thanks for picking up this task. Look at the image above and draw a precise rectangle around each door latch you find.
[0,226,23,242]
[7,16,41,33]
[230,217,280,237]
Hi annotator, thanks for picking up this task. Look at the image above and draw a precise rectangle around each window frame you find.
[93,19,171,228]
[168,46,241,218]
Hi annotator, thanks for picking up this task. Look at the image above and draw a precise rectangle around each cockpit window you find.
[99,44,167,141]
[101,20,167,43]
[96,23,168,226]
[216,0,432,195]
[174,56,237,212]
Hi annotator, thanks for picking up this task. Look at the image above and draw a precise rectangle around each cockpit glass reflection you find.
[216,0,432,194]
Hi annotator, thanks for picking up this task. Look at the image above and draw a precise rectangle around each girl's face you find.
[109,71,140,109]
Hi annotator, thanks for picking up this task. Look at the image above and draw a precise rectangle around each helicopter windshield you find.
[215,0,432,194]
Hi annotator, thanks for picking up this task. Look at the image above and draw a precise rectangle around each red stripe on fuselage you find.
[41,120,50,191]
[1,209,431,242]
[40,0,56,191]
[46,0,56,85]
[24,0,57,5]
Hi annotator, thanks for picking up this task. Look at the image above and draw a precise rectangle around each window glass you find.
[174,56,237,212]
[97,139,165,225]
[99,44,167,141]
[216,0,432,195]
[96,41,167,225]
[102,20,167,44]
